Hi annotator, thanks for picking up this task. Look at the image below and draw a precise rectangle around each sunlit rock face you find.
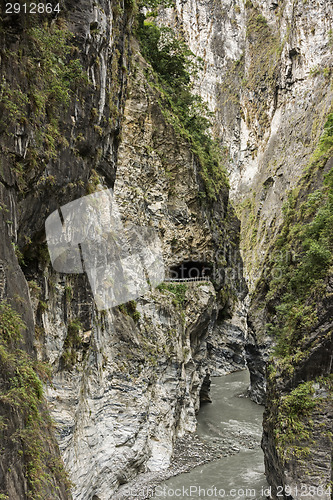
[0,0,246,492]
[46,281,218,498]
[0,5,244,498]
[1,0,331,496]
[0,0,134,495]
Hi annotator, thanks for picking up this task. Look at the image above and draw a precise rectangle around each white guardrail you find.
[164,277,210,283]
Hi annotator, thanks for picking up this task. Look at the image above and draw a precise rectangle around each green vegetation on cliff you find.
[259,111,333,473]
[272,377,333,460]
[157,282,188,307]
[243,1,282,131]
[119,300,141,322]
[0,302,71,499]
[137,17,228,200]
[62,318,83,368]
[264,112,333,366]
[0,20,85,191]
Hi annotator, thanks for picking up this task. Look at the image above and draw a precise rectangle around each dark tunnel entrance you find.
[168,261,212,280]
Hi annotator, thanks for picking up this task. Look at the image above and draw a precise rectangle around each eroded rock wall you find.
[0,1,246,498]
[44,42,246,498]
[0,0,130,497]
[159,0,333,284]
[157,0,333,496]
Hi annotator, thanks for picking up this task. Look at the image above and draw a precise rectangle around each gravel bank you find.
[113,420,261,500]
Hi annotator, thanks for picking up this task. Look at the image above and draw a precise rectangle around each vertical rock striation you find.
[1,0,332,496]
[0,0,246,498]
[157,0,333,496]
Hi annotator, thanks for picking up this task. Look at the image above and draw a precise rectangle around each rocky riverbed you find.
[114,431,260,500]
[114,372,264,500]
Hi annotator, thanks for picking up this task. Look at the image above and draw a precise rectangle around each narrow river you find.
[154,370,268,499]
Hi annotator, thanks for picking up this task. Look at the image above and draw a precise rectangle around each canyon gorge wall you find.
[159,0,333,497]
[0,0,246,498]
[0,0,332,498]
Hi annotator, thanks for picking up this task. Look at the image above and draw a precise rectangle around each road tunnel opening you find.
[169,261,212,280]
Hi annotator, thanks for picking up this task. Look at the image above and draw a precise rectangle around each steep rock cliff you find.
[159,0,333,283]
[1,0,332,497]
[42,42,245,498]
[157,0,333,496]
[0,1,246,498]
[251,152,333,498]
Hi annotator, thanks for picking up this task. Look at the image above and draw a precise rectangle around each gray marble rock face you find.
[45,279,225,499]
[157,1,333,497]
[1,0,331,497]
[36,19,246,500]
[159,0,333,285]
